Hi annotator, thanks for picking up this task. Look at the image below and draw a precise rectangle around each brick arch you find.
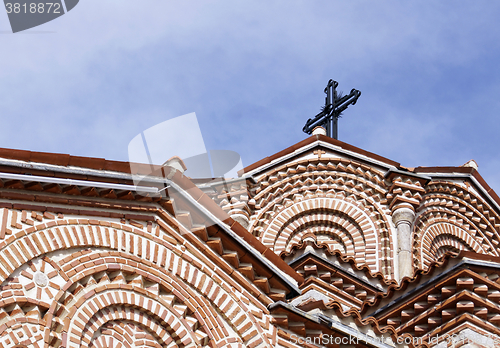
[0,220,266,348]
[283,223,351,255]
[53,250,262,347]
[73,303,186,348]
[92,338,125,348]
[89,321,137,348]
[276,215,355,256]
[432,235,470,259]
[250,171,389,237]
[420,222,485,269]
[251,158,387,212]
[261,198,380,271]
[413,203,499,269]
[66,289,200,347]
[248,163,394,275]
[416,184,500,256]
[225,344,245,348]
[0,319,45,347]
[90,321,164,348]
[49,252,221,346]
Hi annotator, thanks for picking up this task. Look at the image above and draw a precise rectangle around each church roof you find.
[238,133,500,216]
[1,139,498,212]
[239,134,401,175]
[2,134,500,347]
[0,146,304,300]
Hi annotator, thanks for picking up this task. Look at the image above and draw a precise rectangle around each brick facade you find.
[0,134,499,347]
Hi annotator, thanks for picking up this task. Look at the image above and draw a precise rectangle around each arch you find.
[284,225,350,255]
[49,250,253,346]
[414,181,500,259]
[90,320,165,348]
[0,219,267,348]
[251,158,387,216]
[419,222,484,269]
[278,215,355,256]
[77,304,183,348]
[49,253,214,347]
[432,236,468,260]
[261,198,380,271]
[247,159,394,276]
[89,321,137,348]
[0,319,45,348]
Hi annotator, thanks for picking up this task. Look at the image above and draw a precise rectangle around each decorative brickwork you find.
[363,252,500,347]
[242,154,394,277]
[414,180,500,270]
[2,133,500,347]
[0,207,284,348]
[261,198,379,271]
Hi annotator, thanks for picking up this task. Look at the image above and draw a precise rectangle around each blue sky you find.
[1,2,500,192]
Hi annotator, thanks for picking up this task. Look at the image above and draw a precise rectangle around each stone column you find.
[392,206,415,282]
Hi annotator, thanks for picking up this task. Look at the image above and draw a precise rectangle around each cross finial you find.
[313,149,326,159]
[302,80,361,139]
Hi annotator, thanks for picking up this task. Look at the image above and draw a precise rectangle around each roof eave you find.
[239,135,400,178]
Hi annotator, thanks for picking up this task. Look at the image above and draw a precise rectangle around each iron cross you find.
[302,79,361,139]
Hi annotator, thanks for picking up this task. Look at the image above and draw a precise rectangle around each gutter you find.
[0,172,162,194]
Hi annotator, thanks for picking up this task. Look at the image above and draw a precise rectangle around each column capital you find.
[392,206,415,226]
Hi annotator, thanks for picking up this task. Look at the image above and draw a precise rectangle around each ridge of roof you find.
[0,147,135,173]
[239,134,401,176]
[2,145,498,207]
[288,251,384,293]
[282,251,495,346]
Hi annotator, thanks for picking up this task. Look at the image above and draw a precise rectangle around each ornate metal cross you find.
[302,79,361,139]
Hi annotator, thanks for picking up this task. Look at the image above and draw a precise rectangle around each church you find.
[0,111,500,347]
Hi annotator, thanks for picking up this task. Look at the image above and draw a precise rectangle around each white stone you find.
[312,126,327,136]
[34,272,48,288]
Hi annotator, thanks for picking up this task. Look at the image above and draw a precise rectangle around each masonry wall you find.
[0,203,298,348]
